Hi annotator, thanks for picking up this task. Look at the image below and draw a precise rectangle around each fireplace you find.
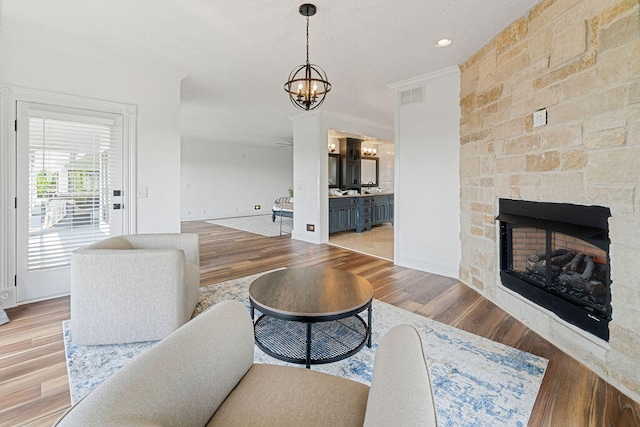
[497,199,611,341]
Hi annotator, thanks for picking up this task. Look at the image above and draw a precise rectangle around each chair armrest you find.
[124,233,199,266]
[363,325,438,427]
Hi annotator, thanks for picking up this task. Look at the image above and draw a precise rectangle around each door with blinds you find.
[16,101,124,302]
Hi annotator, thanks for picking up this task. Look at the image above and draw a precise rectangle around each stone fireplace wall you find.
[458,0,640,401]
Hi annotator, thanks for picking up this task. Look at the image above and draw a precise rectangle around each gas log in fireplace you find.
[497,199,612,341]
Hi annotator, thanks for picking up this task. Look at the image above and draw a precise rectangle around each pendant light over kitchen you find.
[284,4,331,111]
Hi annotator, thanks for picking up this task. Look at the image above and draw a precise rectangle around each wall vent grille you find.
[399,86,425,107]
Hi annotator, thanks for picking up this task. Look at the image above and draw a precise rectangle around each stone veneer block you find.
[525,151,560,172]
[584,128,627,147]
[586,147,640,185]
[600,8,640,51]
[552,86,625,125]
[609,323,640,361]
[629,80,640,104]
[539,125,582,149]
[550,22,587,67]
[560,69,598,101]
[539,171,585,202]
[560,148,587,169]
[585,186,635,213]
[607,350,640,397]
[609,216,640,249]
[495,17,528,55]
[599,39,640,86]
[629,105,640,144]
[477,85,503,108]
[529,27,553,63]
[533,51,596,89]
[501,135,540,155]
[583,114,627,133]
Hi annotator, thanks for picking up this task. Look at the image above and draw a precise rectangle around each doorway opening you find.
[327,131,394,260]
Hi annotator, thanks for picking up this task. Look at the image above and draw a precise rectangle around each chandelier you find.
[284,4,331,111]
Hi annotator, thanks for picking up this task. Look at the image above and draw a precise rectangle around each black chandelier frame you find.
[284,4,331,111]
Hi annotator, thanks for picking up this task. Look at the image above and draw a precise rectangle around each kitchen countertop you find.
[329,191,393,198]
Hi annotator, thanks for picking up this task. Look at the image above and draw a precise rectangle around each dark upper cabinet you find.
[340,138,362,190]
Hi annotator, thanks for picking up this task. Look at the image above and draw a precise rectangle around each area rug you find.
[205,214,292,237]
[63,271,547,426]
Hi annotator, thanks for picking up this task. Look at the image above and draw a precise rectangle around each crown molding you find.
[387,66,460,91]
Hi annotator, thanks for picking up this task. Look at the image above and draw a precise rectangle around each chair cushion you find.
[207,364,369,427]
[85,236,134,250]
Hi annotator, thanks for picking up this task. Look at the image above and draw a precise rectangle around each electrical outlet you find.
[137,187,148,198]
[533,108,547,128]
[254,205,261,210]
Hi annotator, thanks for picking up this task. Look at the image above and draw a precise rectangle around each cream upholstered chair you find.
[54,300,438,426]
[70,233,200,345]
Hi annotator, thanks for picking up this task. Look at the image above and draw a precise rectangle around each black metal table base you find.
[253,309,372,368]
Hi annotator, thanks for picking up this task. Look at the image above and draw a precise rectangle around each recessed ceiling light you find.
[435,38,452,48]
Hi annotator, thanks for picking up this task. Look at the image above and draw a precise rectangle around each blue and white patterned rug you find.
[63,270,548,426]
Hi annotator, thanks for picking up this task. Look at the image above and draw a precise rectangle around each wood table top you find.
[249,267,373,319]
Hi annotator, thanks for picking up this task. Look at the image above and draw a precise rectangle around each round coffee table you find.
[249,267,373,368]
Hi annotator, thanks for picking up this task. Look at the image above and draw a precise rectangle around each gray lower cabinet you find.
[371,194,395,226]
[329,194,394,234]
[329,197,358,233]
[357,196,372,233]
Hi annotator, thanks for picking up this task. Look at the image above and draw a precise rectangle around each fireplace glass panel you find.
[509,226,609,317]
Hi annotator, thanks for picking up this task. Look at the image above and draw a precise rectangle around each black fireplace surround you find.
[497,199,611,341]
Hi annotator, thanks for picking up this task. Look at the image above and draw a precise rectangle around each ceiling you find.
[1,0,540,147]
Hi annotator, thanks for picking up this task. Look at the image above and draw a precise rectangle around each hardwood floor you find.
[1,221,639,426]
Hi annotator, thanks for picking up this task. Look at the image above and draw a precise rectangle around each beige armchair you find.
[70,233,200,345]
[54,300,437,426]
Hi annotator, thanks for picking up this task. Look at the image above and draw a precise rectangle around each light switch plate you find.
[533,108,547,128]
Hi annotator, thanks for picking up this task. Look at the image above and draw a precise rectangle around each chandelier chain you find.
[306,15,310,65]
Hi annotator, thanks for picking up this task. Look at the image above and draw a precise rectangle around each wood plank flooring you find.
[1,221,639,426]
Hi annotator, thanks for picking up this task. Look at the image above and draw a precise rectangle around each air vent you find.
[399,86,425,107]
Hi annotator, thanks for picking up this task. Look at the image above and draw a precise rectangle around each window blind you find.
[26,107,122,271]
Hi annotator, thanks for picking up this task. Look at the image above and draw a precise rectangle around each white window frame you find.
[0,84,137,308]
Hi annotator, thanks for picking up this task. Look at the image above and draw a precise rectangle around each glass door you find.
[16,101,124,302]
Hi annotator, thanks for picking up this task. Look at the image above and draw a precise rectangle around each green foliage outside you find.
[36,171,58,197]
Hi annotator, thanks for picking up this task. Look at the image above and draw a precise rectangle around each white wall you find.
[377,143,395,192]
[0,33,183,233]
[291,111,394,244]
[181,138,293,220]
[390,67,461,278]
